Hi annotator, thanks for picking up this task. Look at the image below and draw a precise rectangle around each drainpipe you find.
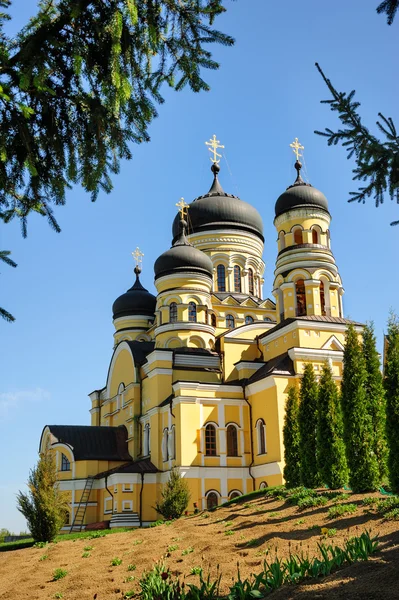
[139,472,144,526]
[256,336,263,360]
[105,475,114,522]
[242,379,255,492]
[138,368,143,456]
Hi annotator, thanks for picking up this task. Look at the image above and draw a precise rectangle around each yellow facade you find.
[40,148,363,531]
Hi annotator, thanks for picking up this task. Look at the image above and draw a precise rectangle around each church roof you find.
[46,425,131,461]
[247,352,295,383]
[126,340,155,365]
[275,160,329,218]
[258,316,364,340]
[112,268,156,320]
[172,164,264,243]
[95,458,158,479]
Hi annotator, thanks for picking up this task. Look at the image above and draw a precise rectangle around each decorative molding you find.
[172,381,243,394]
[288,346,344,362]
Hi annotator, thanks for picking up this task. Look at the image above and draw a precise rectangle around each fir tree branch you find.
[376,0,399,24]
[315,62,399,226]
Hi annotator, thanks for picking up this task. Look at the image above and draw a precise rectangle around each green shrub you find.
[53,568,68,581]
[376,496,399,513]
[327,503,357,519]
[297,495,328,509]
[384,508,399,520]
[155,468,190,520]
[362,497,377,506]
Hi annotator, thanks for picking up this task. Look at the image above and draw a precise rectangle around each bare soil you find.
[1,492,399,599]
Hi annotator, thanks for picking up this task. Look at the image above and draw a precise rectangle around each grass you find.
[53,568,68,581]
[328,503,358,519]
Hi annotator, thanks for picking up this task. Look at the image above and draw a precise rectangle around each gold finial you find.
[175,197,189,219]
[132,246,144,268]
[205,134,225,164]
[290,137,304,162]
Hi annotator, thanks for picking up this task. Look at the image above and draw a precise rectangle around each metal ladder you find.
[70,476,94,532]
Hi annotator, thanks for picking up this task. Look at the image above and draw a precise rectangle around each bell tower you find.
[272,138,344,323]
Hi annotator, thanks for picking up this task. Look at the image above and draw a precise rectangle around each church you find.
[39,136,361,530]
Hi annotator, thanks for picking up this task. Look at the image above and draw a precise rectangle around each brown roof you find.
[95,458,158,479]
[247,352,295,384]
[47,425,131,461]
[258,316,363,340]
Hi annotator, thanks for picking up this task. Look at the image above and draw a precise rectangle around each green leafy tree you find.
[16,450,68,542]
[0,250,16,321]
[283,385,301,488]
[317,361,348,489]
[341,324,380,492]
[298,363,319,488]
[363,322,388,480]
[155,467,190,520]
[0,0,233,319]
[315,1,399,225]
[384,312,399,491]
[0,528,11,543]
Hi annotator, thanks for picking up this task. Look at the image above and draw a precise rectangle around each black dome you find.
[275,162,329,218]
[155,221,213,280]
[172,165,264,242]
[112,270,156,320]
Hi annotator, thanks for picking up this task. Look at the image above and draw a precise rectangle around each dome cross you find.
[205,134,225,164]
[132,246,144,268]
[290,137,304,161]
[175,197,189,219]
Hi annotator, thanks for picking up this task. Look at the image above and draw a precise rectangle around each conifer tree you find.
[341,324,380,492]
[283,386,301,488]
[317,361,348,489]
[298,363,319,488]
[155,468,190,520]
[363,322,388,480]
[384,312,399,491]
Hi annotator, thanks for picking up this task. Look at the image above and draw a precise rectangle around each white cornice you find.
[172,381,243,394]
[259,320,363,346]
[144,350,173,368]
[155,272,212,286]
[245,375,280,396]
[288,347,344,362]
[222,322,275,339]
[274,208,331,228]
[144,368,173,379]
[235,361,264,374]
[154,322,215,336]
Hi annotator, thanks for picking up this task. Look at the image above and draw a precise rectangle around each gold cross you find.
[175,197,189,219]
[132,246,144,267]
[290,137,304,161]
[205,134,225,164]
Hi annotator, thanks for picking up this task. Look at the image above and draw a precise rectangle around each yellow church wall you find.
[173,369,221,385]
[224,405,240,425]
[221,339,259,382]
[250,382,282,466]
[142,372,173,413]
[141,482,158,522]
[228,479,245,494]
[108,348,136,399]
[204,478,221,495]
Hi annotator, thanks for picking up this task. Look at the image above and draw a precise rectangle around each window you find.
[143,423,150,456]
[226,314,235,329]
[162,428,169,461]
[279,231,285,250]
[122,500,133,512]
[63,511,70,526]
[205,424,217,456]
[206,491,219,509]
[211,313,217,328]
[61,453,70,471]
[226,424,238,456]
[259,481,268,490]
[320,281,326,316]
[295,279,306,316]
[169,302,178,323]
[245,316,254,325]
[188,302,197,322]
[294,228,303,244]
[248,269,254,295]
[234,265,241,293]
[263,316,272,322]
[229,490,242,500]
[122,483,133,492]
[168,426,176,460]
[312,229,319,244]
[217,264,226,292]
[256,419,266,455]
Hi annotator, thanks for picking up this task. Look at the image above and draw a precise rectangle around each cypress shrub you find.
[384,313,399,491]
[155,468,190,520]
[283,385,301,488]
[317,361,348,489]
[299,363,319,488]
[363,322,388,481]
[341,324,379,492]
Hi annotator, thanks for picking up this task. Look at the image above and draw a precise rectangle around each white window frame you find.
[122,500,133,512]
[104,497,113,514]
[256,419,267,455]
[122,483,133,492]
[168,426,176,460]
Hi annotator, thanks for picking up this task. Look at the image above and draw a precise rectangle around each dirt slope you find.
[1,492,399,599]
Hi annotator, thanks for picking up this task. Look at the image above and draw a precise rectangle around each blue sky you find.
[1,0,398,532]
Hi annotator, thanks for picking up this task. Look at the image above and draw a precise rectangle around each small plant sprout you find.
[167,544,178,552]
[82,551,90,558]
[225,530,235,536]
[190,566,203,575]
[53,568,68,581]
[295,519,305,525]
[124,576,135,583]
[182,546,194,555]
[133,539,143,546]
[54,594,63,599]
[127,563,136,571]
[83,545,93,551]
[111,557,122,566]
[39,554,48,561]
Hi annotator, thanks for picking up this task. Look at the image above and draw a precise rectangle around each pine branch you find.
[376,0,399,24]
[315,63,399,225]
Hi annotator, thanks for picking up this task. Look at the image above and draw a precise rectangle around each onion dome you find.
[275,160,329,218]
[155,218,213,280]
[112,267,156,320]
[172,164,264,242]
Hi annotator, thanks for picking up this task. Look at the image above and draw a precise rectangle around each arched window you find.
[229,490,242,500]
[143,423,150,456]
[320,281,326,316]
[259,481,268,490]
[248,269,254,296]
[234,265,241,293]
[295,279,306,316]
[326,229,331,248]
[188,302,197,322]
[204,308,208,325]
[206,491,219,510]
[263,316,272,322]
[168,426,175,460]
[162,428,169,461]
[217,265,226,292]
[279,231,285,250]
[63,510,70,526]
[226,314,235,329]
[211,313,217,328]
[256,419,266,455]
[61,453,70,471]
[293,228,303,244]
[245,316,254,325]
[205,424,217,456]
[226,424,238,457]
[169,302,178,323]
[312,229,319,244]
